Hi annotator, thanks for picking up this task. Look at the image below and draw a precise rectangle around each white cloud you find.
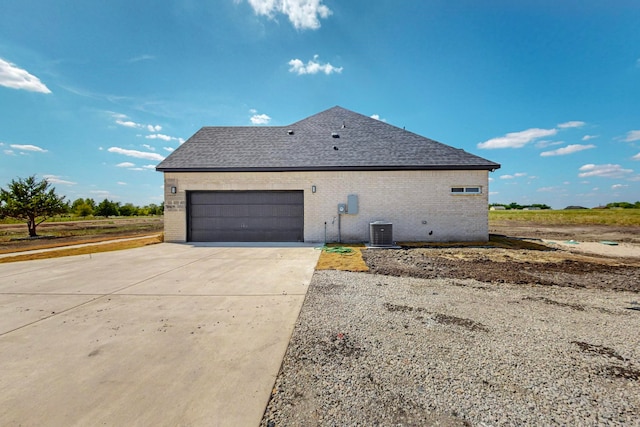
[537,186,561,193]
[129,55,155,63]
[479,120,587,150]
[540,144,596,157]
[43,175,76,185]
[116,162,136,168]
[250,113,271,125]
[115,120,139,128]
[478,128,557,149]
[0,58,51,93]
[535,140,564,149]
[578,164,634,179]
[146,133,175,142]
[557,121,585,129]
[142,144,156,151]
[90,190,117,200]
[288,55,343,75]
[142,165,156,170]
[582,135,598,141]
[499,172,527,180]
[10,144,47,153]
[249,108,258,114]
[117,181,127,185]
[611,184,628,190]
[3,150,14,156]
[107,147,165,161]
[163,147,175,152]
[113,114,162,133]
[633,152,640,161]
[370,114,387,122]
[624,130,640,142]
[246,0,332,30]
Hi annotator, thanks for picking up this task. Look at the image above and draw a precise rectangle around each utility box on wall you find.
[347,194,359,215]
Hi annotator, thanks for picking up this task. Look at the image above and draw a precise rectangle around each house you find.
[156,106,500,243]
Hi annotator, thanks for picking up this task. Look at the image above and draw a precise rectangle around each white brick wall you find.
[162,170,490,243]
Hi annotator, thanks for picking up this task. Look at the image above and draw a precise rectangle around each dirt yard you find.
[490,220,640,244]
[364,222,640,293]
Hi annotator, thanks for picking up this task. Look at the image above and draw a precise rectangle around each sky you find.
[1,0,639,209]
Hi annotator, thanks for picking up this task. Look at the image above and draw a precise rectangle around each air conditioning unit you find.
[369,221,393,247]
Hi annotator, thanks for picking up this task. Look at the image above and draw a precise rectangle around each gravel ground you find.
[261,270,640,426]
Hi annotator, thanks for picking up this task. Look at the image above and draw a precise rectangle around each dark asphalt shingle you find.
[156,106,500,171]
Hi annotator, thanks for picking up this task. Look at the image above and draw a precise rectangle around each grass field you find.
[0,217,163,243]
[489,209,640,226]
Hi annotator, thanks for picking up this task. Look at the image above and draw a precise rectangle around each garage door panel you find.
[188,191,304,242]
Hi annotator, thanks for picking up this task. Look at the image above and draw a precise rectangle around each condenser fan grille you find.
[369,222,393,247]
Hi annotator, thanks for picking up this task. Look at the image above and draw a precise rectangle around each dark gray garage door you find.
[188,191,304,242]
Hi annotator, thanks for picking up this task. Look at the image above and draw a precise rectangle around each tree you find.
[142,203,163,215]
[72,198,94,217]
[119,202,138,216]
[529,203,551,210]
[0,175,67,237]
[95,199,120,218]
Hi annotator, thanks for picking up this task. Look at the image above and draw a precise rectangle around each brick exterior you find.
[163,170,491,243]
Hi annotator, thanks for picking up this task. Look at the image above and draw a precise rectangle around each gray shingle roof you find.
[156,106,500,172]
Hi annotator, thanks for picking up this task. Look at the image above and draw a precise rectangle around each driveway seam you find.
[0,256,207,338]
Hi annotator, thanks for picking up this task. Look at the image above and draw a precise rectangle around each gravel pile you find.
[261,270,640,426]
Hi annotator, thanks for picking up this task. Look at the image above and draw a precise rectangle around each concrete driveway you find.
[0,243,320,426]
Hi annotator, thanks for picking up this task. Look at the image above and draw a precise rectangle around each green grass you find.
[489,209,640,226]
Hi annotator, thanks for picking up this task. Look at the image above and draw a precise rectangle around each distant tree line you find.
[489,203,552,210]
[490,201,640,210]
[70,198,163,218]
[605,201,640,209]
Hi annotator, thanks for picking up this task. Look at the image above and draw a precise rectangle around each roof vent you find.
[332,132,340,138]
[333,146,339,150]
[287,130,294,135]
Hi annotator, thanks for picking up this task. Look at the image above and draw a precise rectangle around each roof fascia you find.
[156,164,501,173]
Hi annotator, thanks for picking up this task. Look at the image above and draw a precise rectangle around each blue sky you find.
[1,0,639,209]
